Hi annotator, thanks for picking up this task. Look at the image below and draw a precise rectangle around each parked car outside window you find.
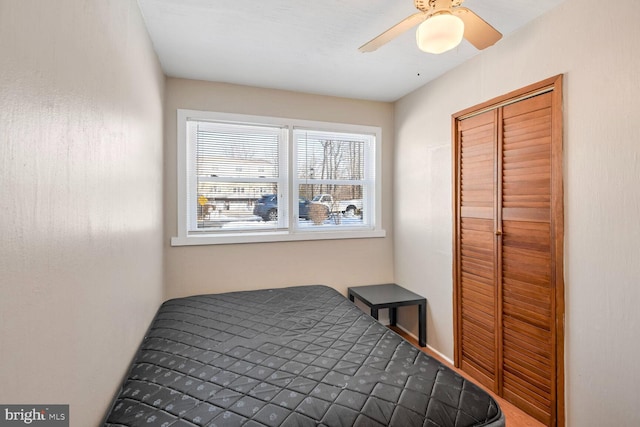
[253,194,318,221]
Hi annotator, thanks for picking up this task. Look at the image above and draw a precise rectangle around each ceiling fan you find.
[359,0,502,54]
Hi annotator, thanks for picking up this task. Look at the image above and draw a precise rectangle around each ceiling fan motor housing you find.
[415,0,464,13]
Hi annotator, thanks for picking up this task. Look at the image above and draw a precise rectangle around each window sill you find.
[171,228,386,246]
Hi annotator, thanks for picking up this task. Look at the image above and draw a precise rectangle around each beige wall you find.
[394,0,640,425]
[0,1,165,425]
[164,79,394,299]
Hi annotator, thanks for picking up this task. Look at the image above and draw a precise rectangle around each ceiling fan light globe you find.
[416,12,464,54]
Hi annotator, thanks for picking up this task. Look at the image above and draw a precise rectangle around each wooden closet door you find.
[455,110,499,392]
[453,76,564,427]
[500,92,556,424]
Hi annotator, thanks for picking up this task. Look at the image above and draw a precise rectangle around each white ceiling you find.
[137,0,565,102]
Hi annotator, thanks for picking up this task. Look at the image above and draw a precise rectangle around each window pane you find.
[189,119,283,232]
[295,128,371,230]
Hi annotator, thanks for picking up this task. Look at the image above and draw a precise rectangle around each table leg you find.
[348,293,354,302]
[390,307,397,326]
[371,308,379,320]
[418,300,426,347]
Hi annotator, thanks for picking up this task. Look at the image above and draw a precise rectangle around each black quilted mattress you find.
[104,285,503,427]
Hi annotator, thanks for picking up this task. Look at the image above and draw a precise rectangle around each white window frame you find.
[171,109,385,246]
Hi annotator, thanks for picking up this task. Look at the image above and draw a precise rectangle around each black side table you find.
[348,283,427,347]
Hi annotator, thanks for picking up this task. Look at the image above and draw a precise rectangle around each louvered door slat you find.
[503,156,550,169]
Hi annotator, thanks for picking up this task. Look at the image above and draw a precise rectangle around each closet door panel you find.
[457,110,498,391]
[501,93,555,425]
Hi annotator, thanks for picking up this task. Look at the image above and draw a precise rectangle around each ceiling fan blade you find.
[454,7,502,50]
[359,12,426,52]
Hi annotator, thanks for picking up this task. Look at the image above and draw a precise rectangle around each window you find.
[172,110,384,245]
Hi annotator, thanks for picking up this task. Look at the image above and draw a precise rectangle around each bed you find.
[104,285,504,426]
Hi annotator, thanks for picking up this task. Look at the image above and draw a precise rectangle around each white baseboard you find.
[392,323,454,365]
[352,301,454,365]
